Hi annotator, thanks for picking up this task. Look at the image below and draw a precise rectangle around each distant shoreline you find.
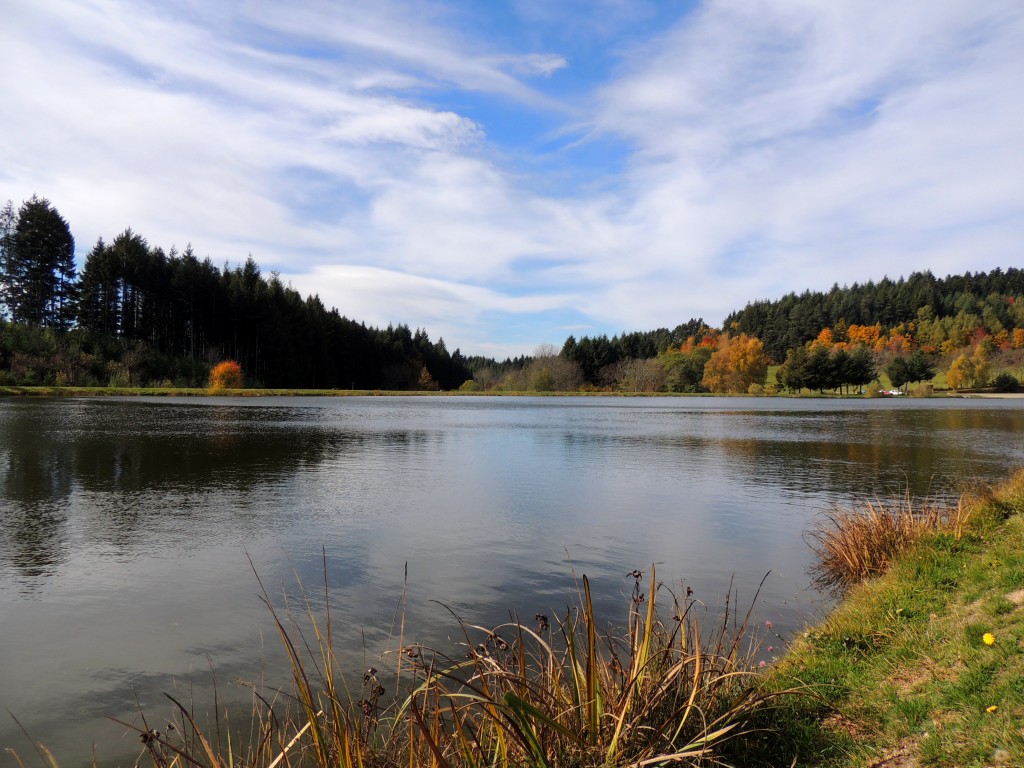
[2,385,1017,399]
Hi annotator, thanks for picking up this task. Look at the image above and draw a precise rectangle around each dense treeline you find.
[522,268,1024,395]
[3,195,1021,395]
[561,319,710,385]
[724,269,1024,361]
[0,196,478,389]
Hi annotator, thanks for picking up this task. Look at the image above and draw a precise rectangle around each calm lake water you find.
[2,395,1024,764]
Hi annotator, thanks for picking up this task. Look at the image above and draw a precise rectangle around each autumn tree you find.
[608,357,667,392]
[946,345,990,390]
[970,344,991,388]
[946,354,969,390]
[701,333,768,393]
[524,346,582,392]
[418,365,439,391]
[209,360,244,391]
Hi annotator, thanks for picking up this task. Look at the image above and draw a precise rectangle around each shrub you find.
[209,360,244,391]
[910,383,933,398]
[992,372,1021,393]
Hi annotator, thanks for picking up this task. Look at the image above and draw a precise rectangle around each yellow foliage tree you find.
[946,345,990,390]
[418,365,440,391]
[946,354,972,390]
[701,333,768,393]
[847,323,883,346]
[209,360,244,391]
[971,344,991,388]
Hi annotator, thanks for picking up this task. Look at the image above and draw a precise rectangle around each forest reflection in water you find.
[1,395,1023,765]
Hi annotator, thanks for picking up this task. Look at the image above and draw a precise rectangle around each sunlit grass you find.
[748,468,1024,767]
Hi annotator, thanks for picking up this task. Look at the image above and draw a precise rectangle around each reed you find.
[806,492,971,595]
[96,565,779,768]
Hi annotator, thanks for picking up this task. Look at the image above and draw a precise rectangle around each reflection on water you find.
[1,395,1023,765]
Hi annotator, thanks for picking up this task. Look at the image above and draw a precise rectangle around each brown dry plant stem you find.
[806,492,970,595]
[93,563,783,768]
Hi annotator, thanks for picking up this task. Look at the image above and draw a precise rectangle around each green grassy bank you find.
[744,469,1024,767]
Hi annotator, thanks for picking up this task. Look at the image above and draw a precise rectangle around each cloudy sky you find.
[3,1,1022,358]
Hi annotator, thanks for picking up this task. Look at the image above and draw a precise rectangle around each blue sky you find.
[2,1,1022,358]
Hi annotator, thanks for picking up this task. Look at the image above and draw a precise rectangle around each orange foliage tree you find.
[209,360,244,391]
[811,328,834,349]
[700,333,768,393]
[847,323,883,347]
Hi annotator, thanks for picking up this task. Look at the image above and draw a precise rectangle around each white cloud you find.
[591,0,1024,305]
[488,53,569,78]
[2,0,1022,356]
[282,264,577,357]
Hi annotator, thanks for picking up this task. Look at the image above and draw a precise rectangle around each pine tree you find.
[0,200,15,320]
[2,196,75,327]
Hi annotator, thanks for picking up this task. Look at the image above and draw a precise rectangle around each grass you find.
[746,468,1024,767]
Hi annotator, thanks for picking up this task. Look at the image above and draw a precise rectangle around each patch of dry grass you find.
[806,493,971,595]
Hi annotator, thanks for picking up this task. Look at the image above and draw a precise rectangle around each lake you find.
[2,395,1023,765]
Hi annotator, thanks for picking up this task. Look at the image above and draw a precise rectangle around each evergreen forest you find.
[2,195,1022,394]
[0,197,475,389]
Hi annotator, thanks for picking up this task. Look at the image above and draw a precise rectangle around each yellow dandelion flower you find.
[986,705,998,713]
[983,632,996,646]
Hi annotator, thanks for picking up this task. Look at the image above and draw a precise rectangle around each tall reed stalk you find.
[48,563,780,768]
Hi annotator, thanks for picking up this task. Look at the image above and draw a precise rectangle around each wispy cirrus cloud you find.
[589,0,1024,317]
[1,0,1022,358]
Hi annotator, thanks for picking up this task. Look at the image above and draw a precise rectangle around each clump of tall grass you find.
[109,565,780,768]
[807,492,970,595]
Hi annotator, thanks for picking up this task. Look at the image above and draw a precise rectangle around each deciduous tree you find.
[418,365,439,391]
[701,333,768,393]
[946,353,972,390]
[209,360,244,391]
